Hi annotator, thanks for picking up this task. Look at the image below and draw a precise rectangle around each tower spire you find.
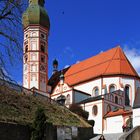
[29,0,45,7]
[22,0,50,93]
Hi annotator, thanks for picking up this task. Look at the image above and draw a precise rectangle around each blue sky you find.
[2,0,140,84]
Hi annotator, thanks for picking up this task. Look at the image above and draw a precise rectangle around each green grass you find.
[0,85,91,127]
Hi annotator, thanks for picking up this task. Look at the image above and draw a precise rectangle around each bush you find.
[87,120,95,126]
[69,104,89,120]
[31,107,46,140]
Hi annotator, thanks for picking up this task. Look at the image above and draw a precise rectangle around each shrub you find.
[31,107,46,140]
[87,120,95,126]
[69,104,89,120]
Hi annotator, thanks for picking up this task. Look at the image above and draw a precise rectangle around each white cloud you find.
[123,46,140,75]
[17,81,22,86]
[64,65,70,69]
[63,46,74,58]
[76,60,80,64]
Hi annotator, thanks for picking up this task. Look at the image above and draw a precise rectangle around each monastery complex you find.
[22,0,140,135]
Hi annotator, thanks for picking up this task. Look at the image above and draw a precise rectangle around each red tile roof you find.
[104,109,132,118]
[64,46,139,86]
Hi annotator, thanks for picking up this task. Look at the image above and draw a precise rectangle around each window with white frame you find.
[92,87,99,97]
[109,84,116,93]
[125,85,130,106]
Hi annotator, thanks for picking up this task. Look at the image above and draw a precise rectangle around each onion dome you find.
[53,59,58,68]
[22,0,50,29]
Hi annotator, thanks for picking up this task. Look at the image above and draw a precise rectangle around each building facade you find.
[49,47,140,134]
[22,0,140,135]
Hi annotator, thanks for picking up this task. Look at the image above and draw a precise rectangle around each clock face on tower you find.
[40,64,46,72]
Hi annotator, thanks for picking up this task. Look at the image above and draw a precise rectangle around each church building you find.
[22,0,140,135]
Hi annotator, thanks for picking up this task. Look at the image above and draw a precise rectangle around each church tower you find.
[22,0,50,92]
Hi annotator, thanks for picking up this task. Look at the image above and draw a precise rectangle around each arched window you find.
[110,94,114,102]
[66,94,70,105]
[41,55,45,63]
[107,105,111,113]
[41,45,45,53]
[25,45,28,53]
[31,64,37,72]
[115,96,118,104]
[125,85,130,106]
[92,87,99,97]
[92,105,98,116]
[109,84,116,93]
[119,98,122,105]
[24,55,28,63]
[41,33,45,39]
[32,32,37,37]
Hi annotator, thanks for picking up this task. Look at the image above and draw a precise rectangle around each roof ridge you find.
[103,47,119,75]
[119,47,122,75]
[65,58,111,77]
[68,46,119,67]
[125,54,139,76]
[66,47,120,77]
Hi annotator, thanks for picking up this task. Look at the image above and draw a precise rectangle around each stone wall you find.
[45,122,57,140]
[78,127,94,140]
[119,126,140,140]
[0,122,93,140]
[57,126,93,140]
[0,122,30,140]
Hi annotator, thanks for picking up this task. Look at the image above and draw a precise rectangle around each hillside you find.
[0,84,90,127]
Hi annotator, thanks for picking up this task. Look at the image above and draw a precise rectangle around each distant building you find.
[22,0,140,134]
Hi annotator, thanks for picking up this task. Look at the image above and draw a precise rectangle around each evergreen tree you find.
[31,107,46,140]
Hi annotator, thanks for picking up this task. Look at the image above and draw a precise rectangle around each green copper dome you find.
[22,0,50,29]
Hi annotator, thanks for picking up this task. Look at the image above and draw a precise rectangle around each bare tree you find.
[0,0,27,79]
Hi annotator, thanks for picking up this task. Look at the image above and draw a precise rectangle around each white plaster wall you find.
[30,52,39,61]
[51,90,73,104]
[23,74,28,88]
[40,82,46,92]
[133,108,140,127]
[84,100,103,134]
[105,116,123,134]
[136,80,140,93]
[103,77,120,93]
[74,77,121,96]
[74,79,102,96]
[52,83,72,96]
[121,77,135,106]
[30,75,38,89]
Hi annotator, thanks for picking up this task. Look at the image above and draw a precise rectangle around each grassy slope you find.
[0,85,90,127]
